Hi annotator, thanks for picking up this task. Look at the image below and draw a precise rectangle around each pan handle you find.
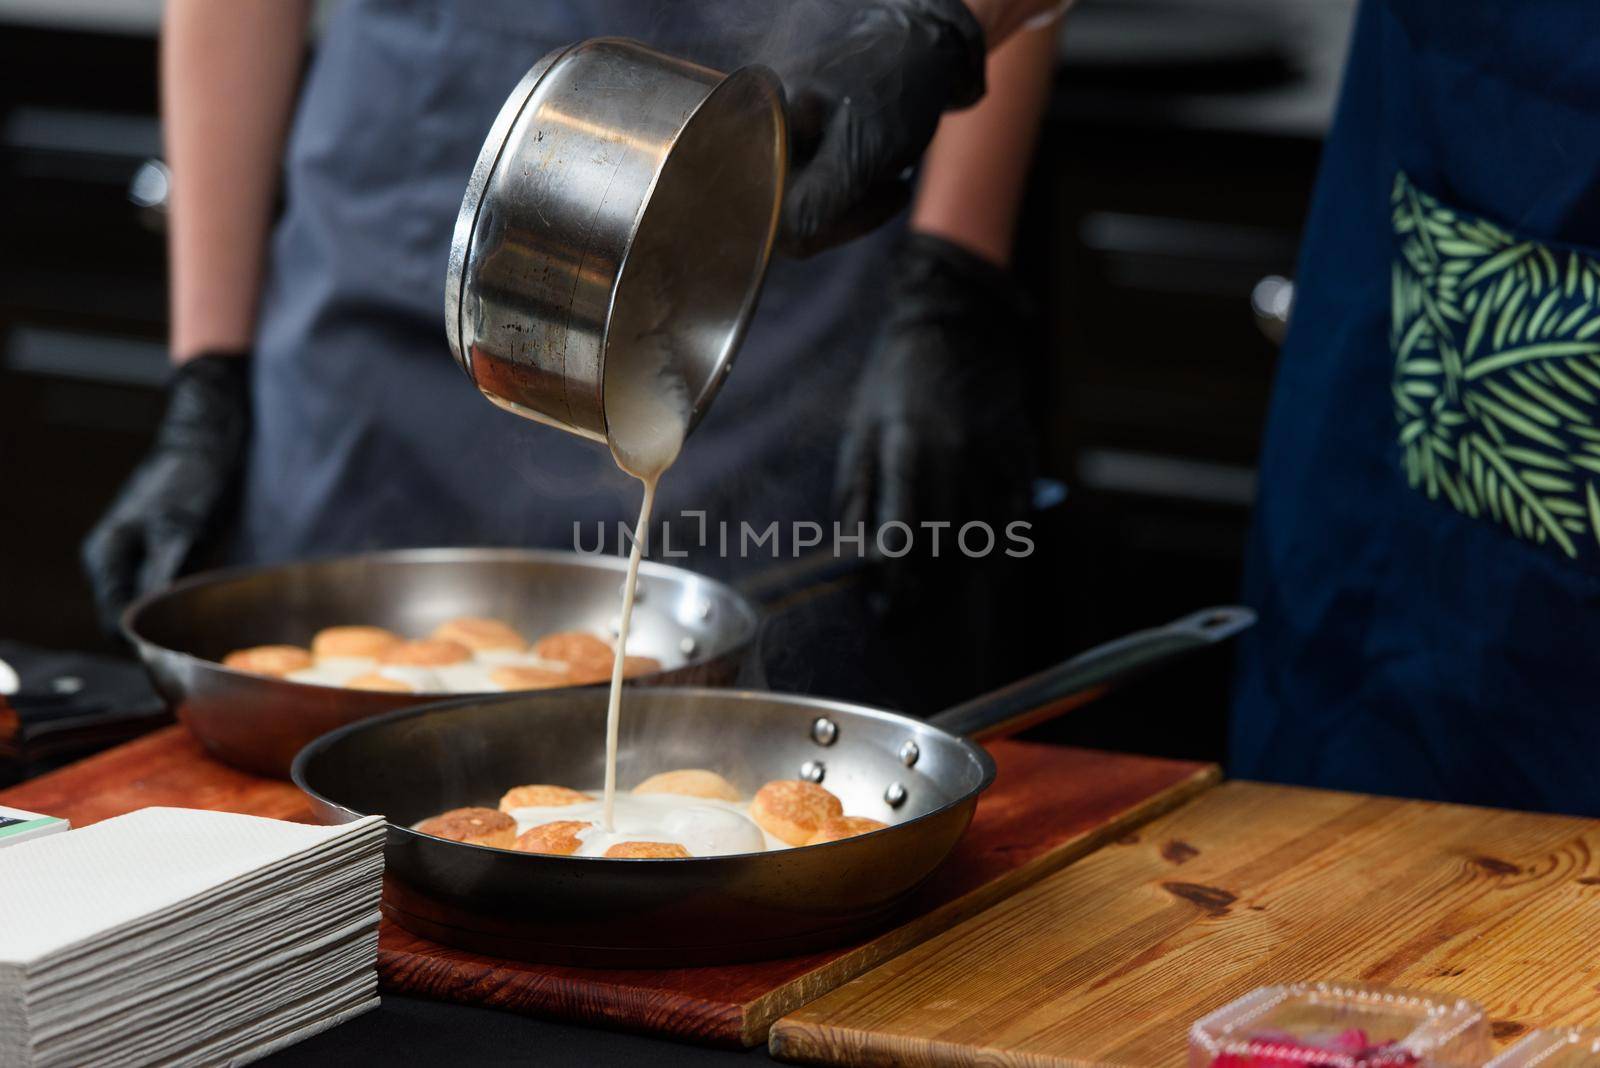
[925,605,1255,742]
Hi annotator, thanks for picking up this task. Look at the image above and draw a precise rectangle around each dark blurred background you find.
[0,0,1355,776]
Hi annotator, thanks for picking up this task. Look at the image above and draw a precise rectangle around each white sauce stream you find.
[598,333,691,832]
[602,479,656,830]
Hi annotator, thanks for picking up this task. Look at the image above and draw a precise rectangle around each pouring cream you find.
[599,337,691,830]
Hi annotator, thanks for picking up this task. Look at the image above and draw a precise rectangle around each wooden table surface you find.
[0,725,1218,1046]
[770,780,1600,1067]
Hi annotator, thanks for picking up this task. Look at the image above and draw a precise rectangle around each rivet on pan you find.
[799,760,826,784]
[52,676,84,695]
[607,617,621,637]
[679,636,698,656]
[695,599,712,620]
[884,782,908,808]
[620,581,646,604]
[898,740,920,767]
[810,716,838,746]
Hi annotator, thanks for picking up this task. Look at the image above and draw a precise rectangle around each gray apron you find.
[238,0,898,582]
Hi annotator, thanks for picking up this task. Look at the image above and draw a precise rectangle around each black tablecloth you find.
[261,996,781,1067]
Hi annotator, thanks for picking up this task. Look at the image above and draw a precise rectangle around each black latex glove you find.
[778,0,987,257]
[82,353,250,634]
[836,233,1037,611]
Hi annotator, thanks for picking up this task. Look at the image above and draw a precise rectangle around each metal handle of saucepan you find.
[927,605,1256,742]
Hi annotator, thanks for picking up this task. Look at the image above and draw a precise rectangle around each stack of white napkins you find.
[0,807,385,1067]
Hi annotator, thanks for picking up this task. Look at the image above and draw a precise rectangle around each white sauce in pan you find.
[284,650,596,694]
[283,656,373,688]
[505,794,783,857]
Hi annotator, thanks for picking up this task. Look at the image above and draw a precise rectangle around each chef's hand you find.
[836,233,1036,611]
[778,0,988,257]
[82,353,251,634]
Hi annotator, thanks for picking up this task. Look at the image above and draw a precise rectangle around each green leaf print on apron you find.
[1391,171,1600,559]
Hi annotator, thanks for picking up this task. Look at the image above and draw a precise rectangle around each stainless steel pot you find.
[444,38,786,460]
[123,548,760,779]
[293,606,1254,967]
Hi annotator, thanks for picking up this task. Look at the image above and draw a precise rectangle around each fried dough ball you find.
[489,665,571,691]
[532,631,614,671]
[623,655,662,678]
[512,820,591,856]
[807,816,889,845]
[632,769,740,803]
[498,784,591,812]
[311,625,400,659]
[604,841,690,859]
[346,672,414,693]
[379,638,472,666]
[561,660,612,685]
[222,645,314,677]
[431,616,527,653]
[749,780,844,846]
[562,655,660,686]
[415,807,515,848]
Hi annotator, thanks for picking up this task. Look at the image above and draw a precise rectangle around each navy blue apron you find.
[238,0,898,581]
[1233,1,1600,815]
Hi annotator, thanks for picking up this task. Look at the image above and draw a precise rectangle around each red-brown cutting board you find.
[0,725,1216,1046]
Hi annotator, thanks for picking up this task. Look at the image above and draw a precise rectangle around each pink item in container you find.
[1190,983,1489,1068]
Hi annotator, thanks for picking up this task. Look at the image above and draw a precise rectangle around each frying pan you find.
[123,548,760,779]
[292,605,1254,967]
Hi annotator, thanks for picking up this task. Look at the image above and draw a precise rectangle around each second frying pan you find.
[124,548,760,778]
[293,606,1253,967]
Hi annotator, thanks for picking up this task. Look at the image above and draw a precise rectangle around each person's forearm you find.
[163,0,310,362]
[964,0,1066,49]
[910,21,1056,267]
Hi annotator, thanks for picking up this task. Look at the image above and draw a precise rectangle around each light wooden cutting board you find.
[770,781,1600,1066]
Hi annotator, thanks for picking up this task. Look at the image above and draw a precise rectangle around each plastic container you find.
[1189,982,1491,1067]
[1487,1027,1600,1067]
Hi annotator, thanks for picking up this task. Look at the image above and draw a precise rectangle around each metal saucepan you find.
[292,606,1254,967]
[124,548,760,779]
[445,37,786,458]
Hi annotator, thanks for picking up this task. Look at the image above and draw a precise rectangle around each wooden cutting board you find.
[0,725,1216,1046]
[770,780,1600,1066]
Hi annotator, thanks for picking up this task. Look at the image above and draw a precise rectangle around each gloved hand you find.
[82,353,251,634]
[778,0,988,257]
[835,233,1037,611]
